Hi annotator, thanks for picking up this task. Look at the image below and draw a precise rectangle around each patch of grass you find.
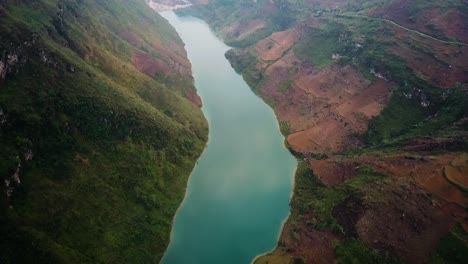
[278,80,292,93]
[279,121,290,136]
[294,29,337,68]
[335,239,402,264]
[290,161,385,232]
[225,49,263,89]
[367,85,468,147]
[429,225,468,264]
[289,66,298,74]
[263,96,277,108]
[345,166,385,189]
[366,93,432,145]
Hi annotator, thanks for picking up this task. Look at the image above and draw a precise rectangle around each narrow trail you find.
[340,14,468,47]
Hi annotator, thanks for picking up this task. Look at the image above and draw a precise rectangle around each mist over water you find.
[160,12,296,264]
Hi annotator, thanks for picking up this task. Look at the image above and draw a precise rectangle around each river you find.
[160,11,297,264]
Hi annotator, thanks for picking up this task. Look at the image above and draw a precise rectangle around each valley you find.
[0,0,466,263]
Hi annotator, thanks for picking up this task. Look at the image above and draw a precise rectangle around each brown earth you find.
[313,151,468,228]
[152,41,192,75]
[254,29,301,62]
[276,212,339,264]
[356,153,468,209]
[121,29,193,77]
[266,157,464,263]
[153,41,190,67]
[152,40,204,106]
[445,165,468,189]
[131,38,195,79]
[246,24,394,154]
[430,9,468,42]
[133,50,172,77]
[226,2,468,154]
[187,90,202,107]
[402,137,467,152]
[118,31,143,46]
[167,39,189,58]
[266,156,465,264]
[356,177,457,263]
[119,27,193,77]
[309,152,465,262]
[133,45,203,107]
[131,36,203,106]
[309,159,359,186]
[369,1,468,43]
[278,63,391,154]
[388,24,468,88]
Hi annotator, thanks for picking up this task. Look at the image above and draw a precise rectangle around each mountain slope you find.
[0,0,207,263]
[175,0,468,263]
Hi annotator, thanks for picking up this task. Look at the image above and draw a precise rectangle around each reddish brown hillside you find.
[369,0,468,43]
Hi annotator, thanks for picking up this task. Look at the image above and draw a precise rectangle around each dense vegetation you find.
[0,0,207,263]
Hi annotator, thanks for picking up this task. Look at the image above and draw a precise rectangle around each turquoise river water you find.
[160,12,297,264]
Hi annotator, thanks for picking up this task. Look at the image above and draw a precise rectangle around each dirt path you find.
[340,14,468,47]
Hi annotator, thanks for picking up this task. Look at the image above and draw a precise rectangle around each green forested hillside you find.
[0,0,207,263]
